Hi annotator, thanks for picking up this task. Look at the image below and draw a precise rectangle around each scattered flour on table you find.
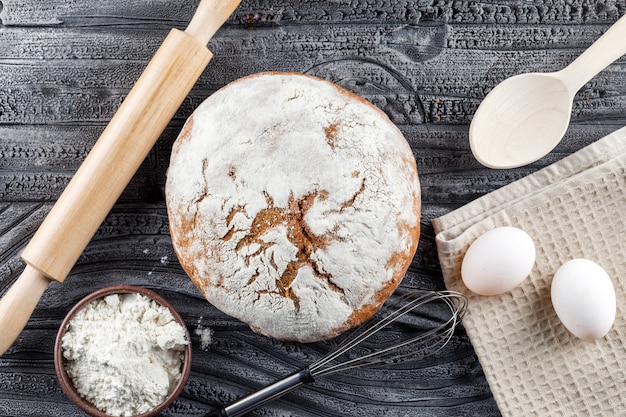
[194,317,214,351]
[61,293,188,417]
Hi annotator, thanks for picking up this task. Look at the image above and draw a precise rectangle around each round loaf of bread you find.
[165,72,420,342]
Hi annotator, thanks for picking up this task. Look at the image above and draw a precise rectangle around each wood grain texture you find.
[1,0,625,416]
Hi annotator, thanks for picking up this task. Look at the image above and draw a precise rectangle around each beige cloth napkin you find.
[432,126,626,417]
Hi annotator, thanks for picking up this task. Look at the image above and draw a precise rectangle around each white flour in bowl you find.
[61,292,188,417]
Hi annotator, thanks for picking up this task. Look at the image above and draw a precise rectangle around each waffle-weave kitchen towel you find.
[433,126,626,417]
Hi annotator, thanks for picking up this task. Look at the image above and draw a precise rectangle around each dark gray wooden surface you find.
[1,1,625,416]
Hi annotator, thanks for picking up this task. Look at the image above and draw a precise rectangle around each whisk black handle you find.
[205,367,315,417]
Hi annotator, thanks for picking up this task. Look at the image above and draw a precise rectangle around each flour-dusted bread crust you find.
[166,72,420,342]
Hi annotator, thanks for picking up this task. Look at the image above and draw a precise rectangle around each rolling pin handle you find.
[0,265,51,355]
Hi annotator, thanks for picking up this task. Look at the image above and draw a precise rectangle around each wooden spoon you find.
[469,14,626,169]
[0,0,241,355]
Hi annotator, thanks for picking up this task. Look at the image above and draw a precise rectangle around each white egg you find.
[461,226,536,295]
[551,258,616,340]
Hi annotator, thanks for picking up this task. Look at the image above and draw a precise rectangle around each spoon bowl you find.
[470,13,626,169]
[469,72,573,168]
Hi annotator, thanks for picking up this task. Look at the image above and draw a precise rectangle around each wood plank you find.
[1,0,623,26]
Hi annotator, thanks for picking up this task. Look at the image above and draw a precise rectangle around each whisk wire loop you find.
[309,290,467,377]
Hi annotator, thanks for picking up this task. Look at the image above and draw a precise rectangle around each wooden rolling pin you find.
[0,0,242,355]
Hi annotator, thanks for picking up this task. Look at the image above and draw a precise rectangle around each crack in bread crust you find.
[228,190,347,312]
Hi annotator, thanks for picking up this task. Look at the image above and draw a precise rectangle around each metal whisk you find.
[206,290,468,417]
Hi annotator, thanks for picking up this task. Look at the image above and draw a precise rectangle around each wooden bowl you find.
[54,285,192,417]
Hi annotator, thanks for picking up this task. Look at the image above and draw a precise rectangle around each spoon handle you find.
[559,13,626,92]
